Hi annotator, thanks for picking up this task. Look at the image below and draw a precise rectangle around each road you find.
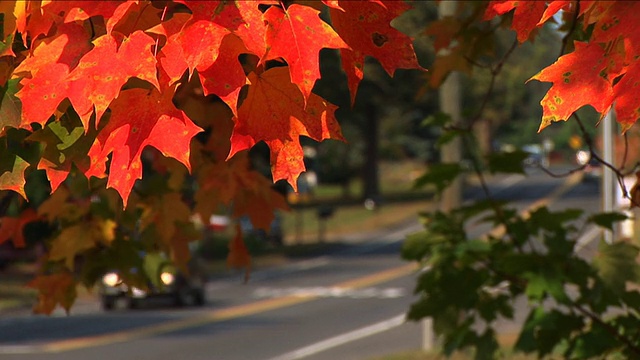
[0,168,603,360]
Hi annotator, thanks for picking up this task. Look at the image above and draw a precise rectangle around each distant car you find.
[522,144,544,167]
[239,213,283,246]
[99,252,207,310]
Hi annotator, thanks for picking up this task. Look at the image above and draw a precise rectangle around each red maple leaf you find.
[234,1,275,59]
[538,1,572,26]
[195,153,289,230]
[175,0,245,28]
[157,13,233,86]
[67,30,160,129]
[198,34,249,115]
[589,2,640,55]
[484,1,547,43]
[613,60,640,130]
[28,271,76,315]
[180,20,230,78]
[530,41,620,130]
[0,208,40,248]
[153,13,191,85]
[329,0,424,104]
[263,4,349,100]
[227,224,251,283]
[15,23,92,128]
[85,87,202,206]
[229,67,343,190]
[43,1,130,24]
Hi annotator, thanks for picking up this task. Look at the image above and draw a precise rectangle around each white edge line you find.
[0,345,44,354]
[267,314,406,360]
[575,226,601,252]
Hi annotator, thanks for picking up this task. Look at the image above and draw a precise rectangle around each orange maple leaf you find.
[15,23,92,127]
[85,87,202,207]
[229,67,343,190]
[28,271,76,315]
[263,4,349,100]
[530,41,619,131]
[67,30,160,129]
[329,0,424,104]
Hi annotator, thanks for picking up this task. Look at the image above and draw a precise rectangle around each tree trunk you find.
[362,103,380,201]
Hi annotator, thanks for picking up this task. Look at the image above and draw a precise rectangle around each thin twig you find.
[572,302,640,356]
[559,0,581,57]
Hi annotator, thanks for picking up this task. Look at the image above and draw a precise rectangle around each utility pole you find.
[423,0,462,352]
[602,110,615,244]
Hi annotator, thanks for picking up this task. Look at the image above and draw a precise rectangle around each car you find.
[99,252,207,310]
[239,212,284,246]
[522,144,545,167]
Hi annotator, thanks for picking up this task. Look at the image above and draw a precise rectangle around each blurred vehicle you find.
[239,212,283,246]
[576,149,602,181]
[0,243,40,269]
[522,144,544,167]
[99,252,207,310]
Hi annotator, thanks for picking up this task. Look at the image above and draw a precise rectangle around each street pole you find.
[423,0,461,352]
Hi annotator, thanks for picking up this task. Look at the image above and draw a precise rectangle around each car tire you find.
[127,298,140,309]
[194,289,206,306]
[174,288,193,307]
[102,296,116,311]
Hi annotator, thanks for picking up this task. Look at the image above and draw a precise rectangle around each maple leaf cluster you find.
[0,0,423,313]
[0,0,422,203]
[482,1,640,131]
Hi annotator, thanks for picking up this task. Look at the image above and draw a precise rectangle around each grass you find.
[282,199,430,244]
[282,160,431,244]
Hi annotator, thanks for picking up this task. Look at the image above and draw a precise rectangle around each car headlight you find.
[160,272,175,285]
[102,272,121,287]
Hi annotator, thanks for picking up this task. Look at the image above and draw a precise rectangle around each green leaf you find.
[524,269,568,303]
[568,324,619,358]
[0,133,30,197]
[455,198,508,222]
[515,308,584,357]
[0,34,14,57]
[588,212,629,231]
[413,163,463,193]
[401,230,440,261]
[456,239,491,260]
[0,78,21,131]
[486,150,529,174]
[421,112,452,127]
[475,329,499,360]
[593,241,640,294]
[436,129,462,147]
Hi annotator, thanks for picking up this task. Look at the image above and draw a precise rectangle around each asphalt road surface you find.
[0,167,603,360]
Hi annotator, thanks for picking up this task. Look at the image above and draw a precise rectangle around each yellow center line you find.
[39,263,418,353]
